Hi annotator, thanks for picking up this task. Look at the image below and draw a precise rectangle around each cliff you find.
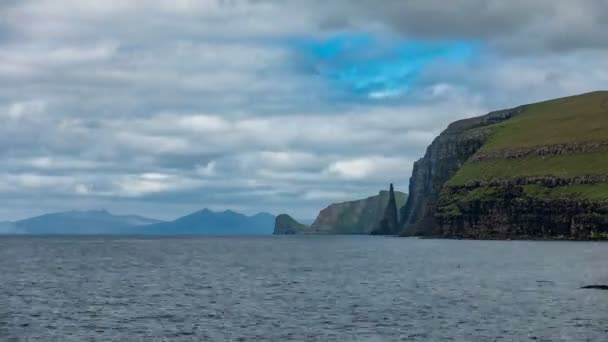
[401,91,608,239]
[273,214,309,234]
[308,190,407,234]
[274,190,407,235]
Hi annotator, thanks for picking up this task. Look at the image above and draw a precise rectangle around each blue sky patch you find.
[290,33,479,99]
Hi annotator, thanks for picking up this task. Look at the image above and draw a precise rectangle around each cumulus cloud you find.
[327,157,412,180]
[0,0,606,220]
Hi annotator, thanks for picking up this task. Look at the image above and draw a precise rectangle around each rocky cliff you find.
[308,190,407,234]
[400,91,608,239]
[275,190,407,235]
[273,214,309,235]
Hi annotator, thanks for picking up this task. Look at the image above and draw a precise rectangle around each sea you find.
[1,236,607,341]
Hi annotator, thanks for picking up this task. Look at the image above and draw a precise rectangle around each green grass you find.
[523,183,608,201]
[445,91,608,203]
[437,187,497,218]
[479,91,608,152]
[459,187,498,201]
[448,151,608,185]
[591,232,608,240]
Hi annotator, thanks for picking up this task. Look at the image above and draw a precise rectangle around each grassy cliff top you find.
[448,91,608,189]
[481,91,608,151]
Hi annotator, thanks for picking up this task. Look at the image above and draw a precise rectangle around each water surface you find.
[1,236,607,341]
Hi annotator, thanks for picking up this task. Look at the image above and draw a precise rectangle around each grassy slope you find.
[523,183,608,201]
[481,91,608,151]
[448,91,608,191]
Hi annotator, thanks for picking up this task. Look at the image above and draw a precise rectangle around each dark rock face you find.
[273,214,308,235]
[471,141,608,162]
[400,106,526,236]
[435,185,608,239]
[371,184,400,235]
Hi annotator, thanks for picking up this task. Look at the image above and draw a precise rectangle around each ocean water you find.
[1,236,607,341]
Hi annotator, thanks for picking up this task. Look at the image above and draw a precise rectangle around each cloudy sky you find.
[1,0,607,221]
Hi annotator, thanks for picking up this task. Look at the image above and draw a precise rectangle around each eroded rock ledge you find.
[436,184,608,240]
[471,141,608,162]
[451,175,608,189]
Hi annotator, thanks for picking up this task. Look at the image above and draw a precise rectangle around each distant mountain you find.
[14,210,162,234]
[0,221,18,234]
[139,209,275,235]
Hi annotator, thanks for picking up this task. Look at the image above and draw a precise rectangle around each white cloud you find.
[303,190,352,201]
[75,183,91,195]
[196,161,217,177]
[326,156,413,181]
[5,100,47,120]
[114,173,202,197]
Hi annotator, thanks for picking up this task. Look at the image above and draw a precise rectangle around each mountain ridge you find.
[139,208,275,235]
[13,210,162,235]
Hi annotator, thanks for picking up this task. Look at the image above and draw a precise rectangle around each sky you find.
[1,0,608,221]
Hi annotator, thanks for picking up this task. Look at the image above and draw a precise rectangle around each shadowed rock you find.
[371,184,400,235]
[309,190,407,235]
[273,214,309,235]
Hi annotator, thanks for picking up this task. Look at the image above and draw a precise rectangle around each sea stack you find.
[371,184,400,235]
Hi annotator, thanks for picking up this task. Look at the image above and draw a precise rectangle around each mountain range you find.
[7,210,161,235]
[138,209,275,235]
[0,209,276,235]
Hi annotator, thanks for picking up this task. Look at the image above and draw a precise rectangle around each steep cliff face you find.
[273,214,309,235]
[401,91,608,239]
[400,106,526,236]
[436,183,608,239]
[307,190,407,235]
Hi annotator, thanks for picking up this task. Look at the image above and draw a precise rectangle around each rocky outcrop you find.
[371,184,400,235]
[304,190,407,235]
[400,106,526,236]
[273,214,309,235]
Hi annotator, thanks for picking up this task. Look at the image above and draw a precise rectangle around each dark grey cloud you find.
[269,0,608,54]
